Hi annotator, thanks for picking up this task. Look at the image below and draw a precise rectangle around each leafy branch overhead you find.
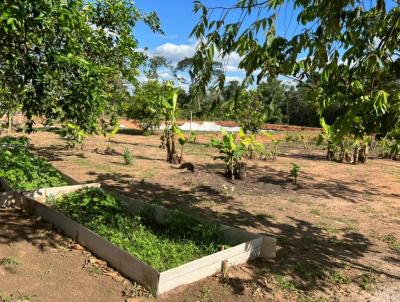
[190,0,400,142]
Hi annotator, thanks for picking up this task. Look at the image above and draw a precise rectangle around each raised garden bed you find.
[4,183,277,296]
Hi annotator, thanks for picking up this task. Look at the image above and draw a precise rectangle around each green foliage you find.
[159,84,192,163]
[229,90,267,134]
[0,0,161,135]
[0,146,67,191]
[0,256,22,266]
[378,138,400,160]
[50,188,224,271]
[382,233,400,254]
[210,130,245,180]
[190,0,400,148]
[128,81,168,132]
[122,148,134,165]
[0,136,29,150]
[59,122,88,149]
[239,128,265,159]
[290,163,300,184]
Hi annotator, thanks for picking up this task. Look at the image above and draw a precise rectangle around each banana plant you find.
[239,128,265,159]
[210,130,245,180]
[159,84,191,164]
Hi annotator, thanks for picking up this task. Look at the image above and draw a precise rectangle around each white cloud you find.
[153,42,196,63]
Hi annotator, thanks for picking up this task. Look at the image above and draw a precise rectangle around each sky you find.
[133,1,262,84]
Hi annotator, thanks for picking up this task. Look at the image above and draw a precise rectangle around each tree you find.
[257,79,286,124]
[230,90,267,134]
[0,0,161,141]
[190,0,400,162]
[144,56,171,81]
[128,81,167,132]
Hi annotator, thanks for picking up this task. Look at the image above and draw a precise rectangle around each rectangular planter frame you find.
[0,179,276,296]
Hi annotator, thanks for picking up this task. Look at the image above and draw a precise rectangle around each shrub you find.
[123,148,134,165]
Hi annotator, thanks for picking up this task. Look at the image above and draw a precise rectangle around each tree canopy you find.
[190,0,400,140]
[0,0,162,133]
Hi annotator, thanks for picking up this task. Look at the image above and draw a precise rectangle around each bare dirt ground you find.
[2,128,399,302]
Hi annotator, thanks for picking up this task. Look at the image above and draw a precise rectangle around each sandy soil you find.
[1,129,399,302]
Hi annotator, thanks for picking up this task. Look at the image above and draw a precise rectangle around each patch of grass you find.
[382,233,400,254]
[293,261,324,281]
[88,265,103,277]
[72,157,113,173]
[356,272,377,291]
[0,292,37,302]
[0,257,22,266]
[275,275,297,291]
[198,286,212,301]
[50,188,225,271]
[310,208,321,216]
[324,269,351,285]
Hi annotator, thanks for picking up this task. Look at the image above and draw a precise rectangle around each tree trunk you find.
[7,112,12,134]
[353,145,359,164]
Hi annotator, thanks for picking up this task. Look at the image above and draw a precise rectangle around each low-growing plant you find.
[0,136,29,150]
[59,122,88,149]
[0,148,67,191]
[290,163,301,184]
[0,256,22,266]
[239,128,265,159]
[382,233,400,254]
[51,188,225,271]
[123,148,134,165]
[209,130,245,180]
[356,272,377,291]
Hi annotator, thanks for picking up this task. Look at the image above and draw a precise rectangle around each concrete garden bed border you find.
[0,182,276,296]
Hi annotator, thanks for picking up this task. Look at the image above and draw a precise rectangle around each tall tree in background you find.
[190,0,400,147]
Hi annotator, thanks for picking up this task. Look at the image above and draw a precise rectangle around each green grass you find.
[0,137,67,191]
[49,188,226,271]
[310,208,321,216]
[275,275,297,291]
[0,256,22,266]
[382,233,400,254]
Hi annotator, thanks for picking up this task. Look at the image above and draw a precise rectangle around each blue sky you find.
[134,1,265,84]
[133,1,397,86]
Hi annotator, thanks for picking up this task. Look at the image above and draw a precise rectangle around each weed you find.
[275,275,296,291]
[356,272,377,291]
[310,208,321,216]
[290,163,300,184]
[123,148,134,165]
[382,233,400,253]
[293,261,324,281]
[198,286,212,301]
[324,269,351,285]
[0,257,22,266]
[88,265,103,277]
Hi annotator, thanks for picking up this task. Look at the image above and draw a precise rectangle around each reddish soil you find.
[2,129,399,301]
